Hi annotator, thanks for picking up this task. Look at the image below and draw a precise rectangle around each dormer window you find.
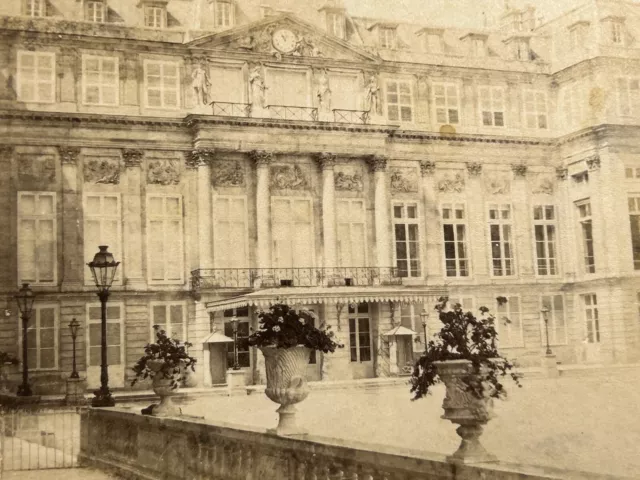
[417,28,444,54]
[602,16,625,45]
[568,21,589,49]
[144,4,166,28]
[460,33,488,57]
[214,0,234,28]
[25,0,45,17]
[86,1,106,23]
[379,27,397,49]
[611,20,623,44]
[326,11,346,39]
[504,35,531,61]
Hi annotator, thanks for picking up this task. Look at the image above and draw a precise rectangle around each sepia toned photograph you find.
[0,0,639,478]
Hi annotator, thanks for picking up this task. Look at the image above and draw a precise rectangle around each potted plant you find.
[131,325,197,417]
[247,304,343,435]
[410,296,522,464]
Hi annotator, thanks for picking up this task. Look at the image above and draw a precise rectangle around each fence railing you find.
[211,101,252,117]
[80,408,604,480]
[1,406,84,471]
[191,267,401,292]
[333,109,370,124]
[267,105,318,122]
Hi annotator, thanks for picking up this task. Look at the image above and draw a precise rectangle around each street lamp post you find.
[420,309,429,352]
[87,245,120,407]
[15,283,35,396]
[541,307,552,355]
[230,316,240,370]
[69,318,80,379]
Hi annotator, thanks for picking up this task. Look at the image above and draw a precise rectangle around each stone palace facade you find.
[1,0,640,394]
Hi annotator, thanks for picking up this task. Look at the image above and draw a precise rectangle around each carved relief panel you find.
[484,174,511,195]
[390,167,418,194]
[17,153,56,186]
[530,175,554,195]
[84,156,121,184]
[212,160,246,188]
[147,159,181,186]
[334,165,364,193]
[270,164,310,191]
[436,171,465,194]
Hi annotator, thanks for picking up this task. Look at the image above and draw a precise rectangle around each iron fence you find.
[0,406,84,471]
[267,105,318,122]
[191,266,401,292]
[211,101,252,117]
[333,109,370,124]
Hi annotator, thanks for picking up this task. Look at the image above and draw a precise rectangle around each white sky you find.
[342,0,620,27]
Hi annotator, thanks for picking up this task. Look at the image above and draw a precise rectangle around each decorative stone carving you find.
[315,69,331,116]
[57,146,81,165]
[334,167,364,192]
[122,149,144,167]
[484,175,511,195]
[466,162,482,176]
[586,155,601,171]
[229,24,323,59]
[390,167,418,193]
[249,150,273,167]
[531,176,554,195]
[17,154,56,184]
[364,73,381,116]
[512,164,528,177]
[191,62,211,106]
[0,145,15,158]
[248,65,267,110]
[187,149,215,168]
[313,152,336,170]
[270,164,309,190]
[147,159,181,186]
[420,160,436,176]
[556,167,568,180]
[437,172,465,193]
[212,161,246,187]
[84,157,121,184]
[367,155,388,172]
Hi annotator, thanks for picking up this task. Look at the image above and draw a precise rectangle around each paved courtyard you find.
[123,371,640,479]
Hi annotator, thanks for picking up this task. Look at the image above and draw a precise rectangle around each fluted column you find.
[250,151,273,270]
[122,149,146,289]
[368,155,391,268]
[420,160,442,281]
[59,147,82,291]
[190,149,215,269]
[315,153,337,269]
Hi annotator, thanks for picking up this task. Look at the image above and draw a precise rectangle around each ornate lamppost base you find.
[16,384,33,397]
[91,387,115,407]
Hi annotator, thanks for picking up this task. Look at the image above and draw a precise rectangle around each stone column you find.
[190,149,215,269]
[466,162,488,281]
[250,151,273,270]
[420,160,442,281]
[368,155,391,268]
[315,153,337,269]
[122,149,146,290]
[511,163,534,277]
[59,147,83,291]
[555,167,574,281]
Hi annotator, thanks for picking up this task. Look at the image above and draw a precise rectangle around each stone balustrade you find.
[79,408,623,480]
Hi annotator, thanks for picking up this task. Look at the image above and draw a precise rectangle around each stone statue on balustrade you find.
[316,69,332,121]
[249,65,267,117]
[364,73,382,118]
[191,63,211,107]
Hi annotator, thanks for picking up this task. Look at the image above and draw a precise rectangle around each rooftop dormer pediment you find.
[188,14,379,63]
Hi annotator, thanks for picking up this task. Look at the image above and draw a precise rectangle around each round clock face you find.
[272,29,297,53]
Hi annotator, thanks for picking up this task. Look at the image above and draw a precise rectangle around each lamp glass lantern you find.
[541,306,552,355]
[15,283,35,319]
[87,245,120,291]
[419,309,429,350]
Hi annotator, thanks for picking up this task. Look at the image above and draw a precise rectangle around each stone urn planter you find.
[260,345,311,436]
[434,359,498,464]
[148,359,182,417]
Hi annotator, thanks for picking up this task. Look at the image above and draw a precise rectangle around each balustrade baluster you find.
[243,448,253,480]
[294,458,308,480]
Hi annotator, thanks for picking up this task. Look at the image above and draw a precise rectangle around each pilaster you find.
[368,155,391,268]
[511,163,534,278]
[190,149,215,269]
[0,146,14,288]
[420,160,442,281]
[466,162,488,281]
[315,153,337,269]
[250,150,273,270]
[59,146,83,291]
[122,149,146,290]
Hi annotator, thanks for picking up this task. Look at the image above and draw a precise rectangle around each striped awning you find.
[205,286,447,313]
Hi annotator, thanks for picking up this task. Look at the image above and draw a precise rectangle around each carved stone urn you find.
[433,360,498,464]
[148,359,182,417]
[260,346,311,436]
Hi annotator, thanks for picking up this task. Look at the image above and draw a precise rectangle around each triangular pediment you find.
[188,14,380,63]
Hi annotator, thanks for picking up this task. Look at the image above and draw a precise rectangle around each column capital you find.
[0,145,15,158]
[187,148,215,169]
[556,167,568,180]
[512,163,528,177]
[122,149,145,168]
[586,154,601,171]
[367,154,388,173]
[419,160,436,176]
[58,146,82,165]
[249,150,273,167]
[314,152,337,170]
[466,162,482,177]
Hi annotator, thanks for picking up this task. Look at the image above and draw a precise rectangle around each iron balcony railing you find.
[267,105,318,122]
[191,267,401,292]
[333,109,370,124]
[211,101,252,117]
